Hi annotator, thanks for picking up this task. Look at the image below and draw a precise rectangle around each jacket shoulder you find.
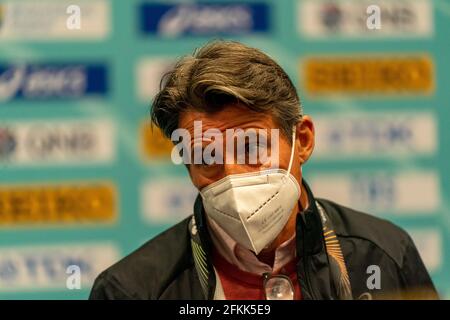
[317,198,412,267]
[90,216,194,299]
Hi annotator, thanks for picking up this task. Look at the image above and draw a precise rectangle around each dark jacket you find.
[89,181,438,300]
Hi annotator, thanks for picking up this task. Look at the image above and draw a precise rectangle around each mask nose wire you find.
[286,127,296,176]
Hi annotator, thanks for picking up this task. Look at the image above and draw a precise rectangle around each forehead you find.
[178,103,276,133]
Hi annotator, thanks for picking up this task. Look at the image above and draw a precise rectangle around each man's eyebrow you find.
[187,128,273,147]
[188,136,215,150]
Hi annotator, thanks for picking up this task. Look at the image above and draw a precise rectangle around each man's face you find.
[178,103,315,191]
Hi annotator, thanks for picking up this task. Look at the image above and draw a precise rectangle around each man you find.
[90,41,438,300]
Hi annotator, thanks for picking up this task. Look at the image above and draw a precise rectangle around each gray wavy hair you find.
[151,40,303,140]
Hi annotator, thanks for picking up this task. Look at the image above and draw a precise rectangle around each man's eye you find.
[245,143,258,154]
[201,149,221,166]
[246,142,267,154]
[201,158,212,166]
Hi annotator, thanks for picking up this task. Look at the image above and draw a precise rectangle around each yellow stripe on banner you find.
[0,182,116,225]
[303,55,434,95]
[140,122,174,161]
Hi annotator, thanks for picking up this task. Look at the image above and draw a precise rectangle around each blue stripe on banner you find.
[0,63,108,101]
[139,2,270,36]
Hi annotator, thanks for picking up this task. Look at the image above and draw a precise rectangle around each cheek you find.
[290,158,302,180]
[188,166,217,191]
[278,140,294,169]
[287,143,303,184]
[188,166,203,190]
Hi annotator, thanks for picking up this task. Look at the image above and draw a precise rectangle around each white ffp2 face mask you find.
[200,128,301,254]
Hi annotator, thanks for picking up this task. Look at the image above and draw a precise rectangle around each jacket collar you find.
[296,180,324,257]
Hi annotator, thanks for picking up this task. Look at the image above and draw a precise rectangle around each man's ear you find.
[295,115,315,165]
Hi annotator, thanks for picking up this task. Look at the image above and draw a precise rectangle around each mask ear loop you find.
[286,127,296,175]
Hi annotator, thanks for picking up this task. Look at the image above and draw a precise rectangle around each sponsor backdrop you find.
[0,0,448,299]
